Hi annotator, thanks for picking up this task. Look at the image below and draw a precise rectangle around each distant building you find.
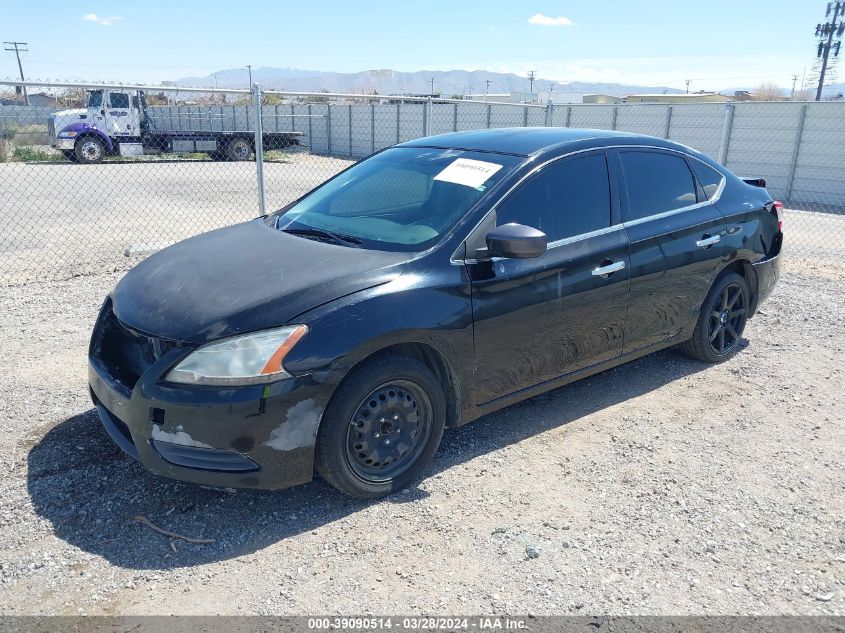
[625,92,730,104]
[27,93,61,107]
[464,91,583,104]
[582,94,625,104]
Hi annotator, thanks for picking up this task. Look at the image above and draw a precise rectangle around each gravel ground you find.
[0,244,843,616]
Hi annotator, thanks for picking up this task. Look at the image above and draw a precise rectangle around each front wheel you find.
[679,272,750,363]
[315,354,446,499]
[74,136,105,164]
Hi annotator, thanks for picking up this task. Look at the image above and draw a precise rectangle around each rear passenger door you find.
[469,151,630,405]
[615,148,727,353]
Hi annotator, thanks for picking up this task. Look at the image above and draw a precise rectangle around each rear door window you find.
[620,151,697,221]
[496,152,611,241]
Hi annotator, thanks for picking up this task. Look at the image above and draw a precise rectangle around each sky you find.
[0,1,832,92]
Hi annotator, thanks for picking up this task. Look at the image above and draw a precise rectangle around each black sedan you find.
[89,128,782,498]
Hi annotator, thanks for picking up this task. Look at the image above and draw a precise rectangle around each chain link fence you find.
[1,79,844,284]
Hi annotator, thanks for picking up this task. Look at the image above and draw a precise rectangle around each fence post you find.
[523,105,529,127]
[545,102,554,127]
[611,105,618,131]
[348,103,353,157]
[717,102,735,165]
[453,103,458,132]
[425,97,432,136]
[486,104,491,128]
[251,83,266,217]
[664,105,673,139]
[785,103,808,204]
[307,104,313,152]
[327,104,332,155]
[396,102,401,143]
[370,102,376,154]
[566,106,572,128]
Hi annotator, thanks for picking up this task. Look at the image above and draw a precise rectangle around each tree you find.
[752,82,786,101]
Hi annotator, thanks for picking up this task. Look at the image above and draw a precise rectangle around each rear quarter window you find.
[689,159,725,201]
[620,151,697,222]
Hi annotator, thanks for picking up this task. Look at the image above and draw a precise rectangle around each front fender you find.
[58,123,113,152]
[283,267,476,425]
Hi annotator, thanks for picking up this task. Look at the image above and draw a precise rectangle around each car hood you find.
[112,219,411,344]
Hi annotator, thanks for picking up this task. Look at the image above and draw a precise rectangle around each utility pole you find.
[246,65,253,88]
[685,79,691,94]
[429,77,436,96]
[484,79,493,98]
[791,74,799,99]
[3,41,29,105]
[814,1,844,101]
[527,70,536,93]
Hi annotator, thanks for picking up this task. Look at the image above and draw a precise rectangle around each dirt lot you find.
[0,240,843,615]
[0,154,353,283]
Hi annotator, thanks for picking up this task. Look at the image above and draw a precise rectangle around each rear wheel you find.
[680,272,750,363]
[226,137,253,161]
[74,136,105,164]
[315,354,446,499]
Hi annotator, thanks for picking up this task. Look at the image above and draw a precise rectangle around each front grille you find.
[91,299,178,392]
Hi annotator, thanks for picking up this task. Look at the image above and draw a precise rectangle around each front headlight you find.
[57,130,78,138]
[166,325,308,386]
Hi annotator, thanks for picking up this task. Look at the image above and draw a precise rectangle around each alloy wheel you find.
[708,282,747,355]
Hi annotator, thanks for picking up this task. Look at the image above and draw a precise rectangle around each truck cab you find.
[49,89,147,162]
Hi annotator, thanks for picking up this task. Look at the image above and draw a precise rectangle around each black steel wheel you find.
[680,272,750,363]
[345,380,433,483]
[316,354,446,499]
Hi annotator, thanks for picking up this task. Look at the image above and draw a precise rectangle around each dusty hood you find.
[112,219,410,343]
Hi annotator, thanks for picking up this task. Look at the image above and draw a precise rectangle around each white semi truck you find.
[48,88,301,163]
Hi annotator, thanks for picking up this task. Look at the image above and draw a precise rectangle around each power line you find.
[3,41,29,105]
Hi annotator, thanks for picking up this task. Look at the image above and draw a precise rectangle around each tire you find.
[679,272,750,363]
[74,136,105,164]
[225,137,253,161]
[315,354,446,499]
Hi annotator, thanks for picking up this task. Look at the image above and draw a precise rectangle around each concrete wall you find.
[3,100,843,206]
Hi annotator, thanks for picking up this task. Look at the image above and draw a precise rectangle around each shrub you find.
[11,146,56,162]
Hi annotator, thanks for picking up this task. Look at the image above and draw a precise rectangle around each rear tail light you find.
[772,201,784,231]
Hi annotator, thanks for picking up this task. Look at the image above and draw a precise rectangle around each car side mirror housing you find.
[485,223,547,259]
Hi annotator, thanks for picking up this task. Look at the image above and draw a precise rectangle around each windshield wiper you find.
[280,227,362,247]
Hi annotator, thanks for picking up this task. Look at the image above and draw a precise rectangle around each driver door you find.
[467,151,630,406]
[103,91,137,138]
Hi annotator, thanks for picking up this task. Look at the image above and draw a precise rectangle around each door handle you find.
[696,234,721,248]
[592,260,625,277]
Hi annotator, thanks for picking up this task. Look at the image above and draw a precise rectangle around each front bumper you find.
[87,305,335,491]
[51,138,76,150]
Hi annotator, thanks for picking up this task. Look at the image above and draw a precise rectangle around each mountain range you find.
[176,67,685,97]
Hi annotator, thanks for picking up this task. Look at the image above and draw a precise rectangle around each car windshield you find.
[275,147,520,251]
[87,90,104,108]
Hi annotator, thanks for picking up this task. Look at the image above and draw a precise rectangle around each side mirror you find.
[485,223,547,259]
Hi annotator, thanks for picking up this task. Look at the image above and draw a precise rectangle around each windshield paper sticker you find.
[433,158,503,188]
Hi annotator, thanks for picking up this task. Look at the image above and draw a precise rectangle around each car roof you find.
[398,127,683,157]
